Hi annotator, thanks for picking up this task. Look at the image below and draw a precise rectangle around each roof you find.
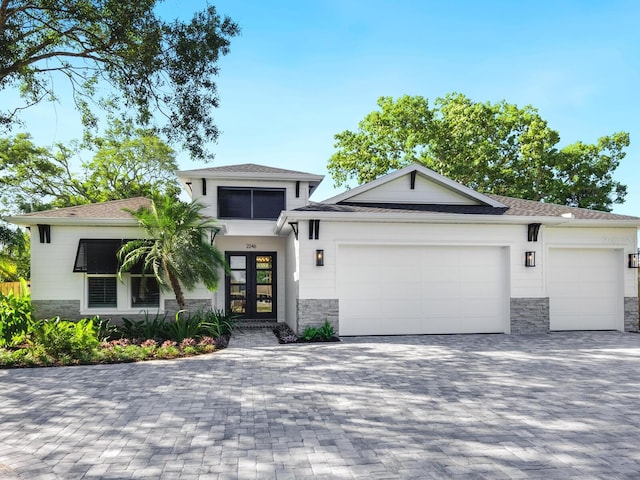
[6,197,151,225]
[179,163,317,176]
[178,163,324,182]
[488,195,639,220]
[176,163,325,198]
[293,195,640,221]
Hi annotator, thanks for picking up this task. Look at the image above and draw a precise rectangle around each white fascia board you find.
[5,217,140,227]
[322,164,506,208]
[177,169,325,183]
[275,210,570,232]
[275,210,640,233]
[547,219,640,228]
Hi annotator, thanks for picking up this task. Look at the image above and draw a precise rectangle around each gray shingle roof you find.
[295,202,506,215]
[488,194,639,220]
[13,197,151,220]
[295,195,640,221]
[179,163,319,176]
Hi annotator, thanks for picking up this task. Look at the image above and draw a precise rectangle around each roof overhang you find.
[177,168,325,198]
[5,216,141,227]
[275,210,640,234]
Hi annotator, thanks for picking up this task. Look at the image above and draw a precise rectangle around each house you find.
[7,163,640,335]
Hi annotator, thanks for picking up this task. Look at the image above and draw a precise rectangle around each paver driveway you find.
[1,331,640,479]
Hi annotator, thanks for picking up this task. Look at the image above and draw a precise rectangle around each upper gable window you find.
[218,187,285,219]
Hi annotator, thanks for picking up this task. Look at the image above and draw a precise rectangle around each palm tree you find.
[118,196,227,309]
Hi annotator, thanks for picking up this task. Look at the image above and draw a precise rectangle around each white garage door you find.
[548,249,621,331]
[337,245,507,335]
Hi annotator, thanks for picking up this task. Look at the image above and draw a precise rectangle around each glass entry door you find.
[226,252,276,319]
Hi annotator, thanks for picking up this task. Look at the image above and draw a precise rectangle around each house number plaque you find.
[246,243,257,249]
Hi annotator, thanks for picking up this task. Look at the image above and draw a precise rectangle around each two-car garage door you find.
[338,245,508,336]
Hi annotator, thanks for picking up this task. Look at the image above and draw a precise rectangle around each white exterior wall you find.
[297,220,533,299]
[285,232,299,329]
[296,220,638,301]
[213,235,287,321]
[31,225,140,303]
[30,224,213,315]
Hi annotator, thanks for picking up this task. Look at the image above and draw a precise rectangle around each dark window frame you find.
[225,251,277,319]
[87,276,118,309]
[130,276,160,308]
[73,239,123,274]
[73,239,149,274]
[217,187,286,220]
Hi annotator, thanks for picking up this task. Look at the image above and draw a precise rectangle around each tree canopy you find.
[118,196,227,309]
[328,94,629,211]
[0,224,28,281]
[0,0,239,160]
[0,120,181,212]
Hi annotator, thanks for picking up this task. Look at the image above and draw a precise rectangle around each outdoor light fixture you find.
[525,251,536,267]
[315,249,324,267]
[629,253,639,268]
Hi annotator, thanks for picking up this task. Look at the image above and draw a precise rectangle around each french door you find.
[226,252,276,319]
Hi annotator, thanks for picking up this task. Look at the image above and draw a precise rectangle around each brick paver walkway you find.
[1,330,640,479]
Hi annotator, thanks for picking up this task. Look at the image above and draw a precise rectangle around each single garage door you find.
[337,245,507,335]
[548,248,621,331]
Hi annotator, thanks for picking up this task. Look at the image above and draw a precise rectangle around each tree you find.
[118,196,227,309]
[0,120,181,212]
[0,224,28,281]
[328,93,629,211]
[0,1,239,160]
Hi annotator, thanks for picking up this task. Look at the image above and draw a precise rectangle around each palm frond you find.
[120,195,228,307]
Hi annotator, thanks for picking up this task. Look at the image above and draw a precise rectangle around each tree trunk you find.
[168,271,186,310]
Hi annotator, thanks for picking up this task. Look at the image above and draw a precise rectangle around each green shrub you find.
[301,321,336,341]
[0,287,32,347]
[30,317,100,359]
[302,326,320,341]
[156,345,180,358]
[121,312,167,340]
[92,317,118,342]
[318,320,336,340]
[201,308,237,338]
[165,310,203,343]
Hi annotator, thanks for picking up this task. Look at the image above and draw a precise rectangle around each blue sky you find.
[9,0,640,214]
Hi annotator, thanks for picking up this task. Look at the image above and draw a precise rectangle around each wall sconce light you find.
[315,249,324,267]
[525,251,536,267]
[629,253,639,268]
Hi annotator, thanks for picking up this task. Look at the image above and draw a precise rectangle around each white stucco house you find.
[7,163,640,335]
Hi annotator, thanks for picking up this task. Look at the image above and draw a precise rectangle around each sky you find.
[7,0,640,214]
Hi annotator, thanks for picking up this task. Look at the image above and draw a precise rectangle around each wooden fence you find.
[0,282,29,296]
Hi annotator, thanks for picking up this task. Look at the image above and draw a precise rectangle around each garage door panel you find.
[548,248,621,331]
[338,245,507,335]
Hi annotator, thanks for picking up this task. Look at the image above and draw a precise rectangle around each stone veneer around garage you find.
[510,297,550,335]
[296,299,339,335]
[624,297,639,332]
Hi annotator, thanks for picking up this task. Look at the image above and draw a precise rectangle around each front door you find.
[226,252,276,319]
